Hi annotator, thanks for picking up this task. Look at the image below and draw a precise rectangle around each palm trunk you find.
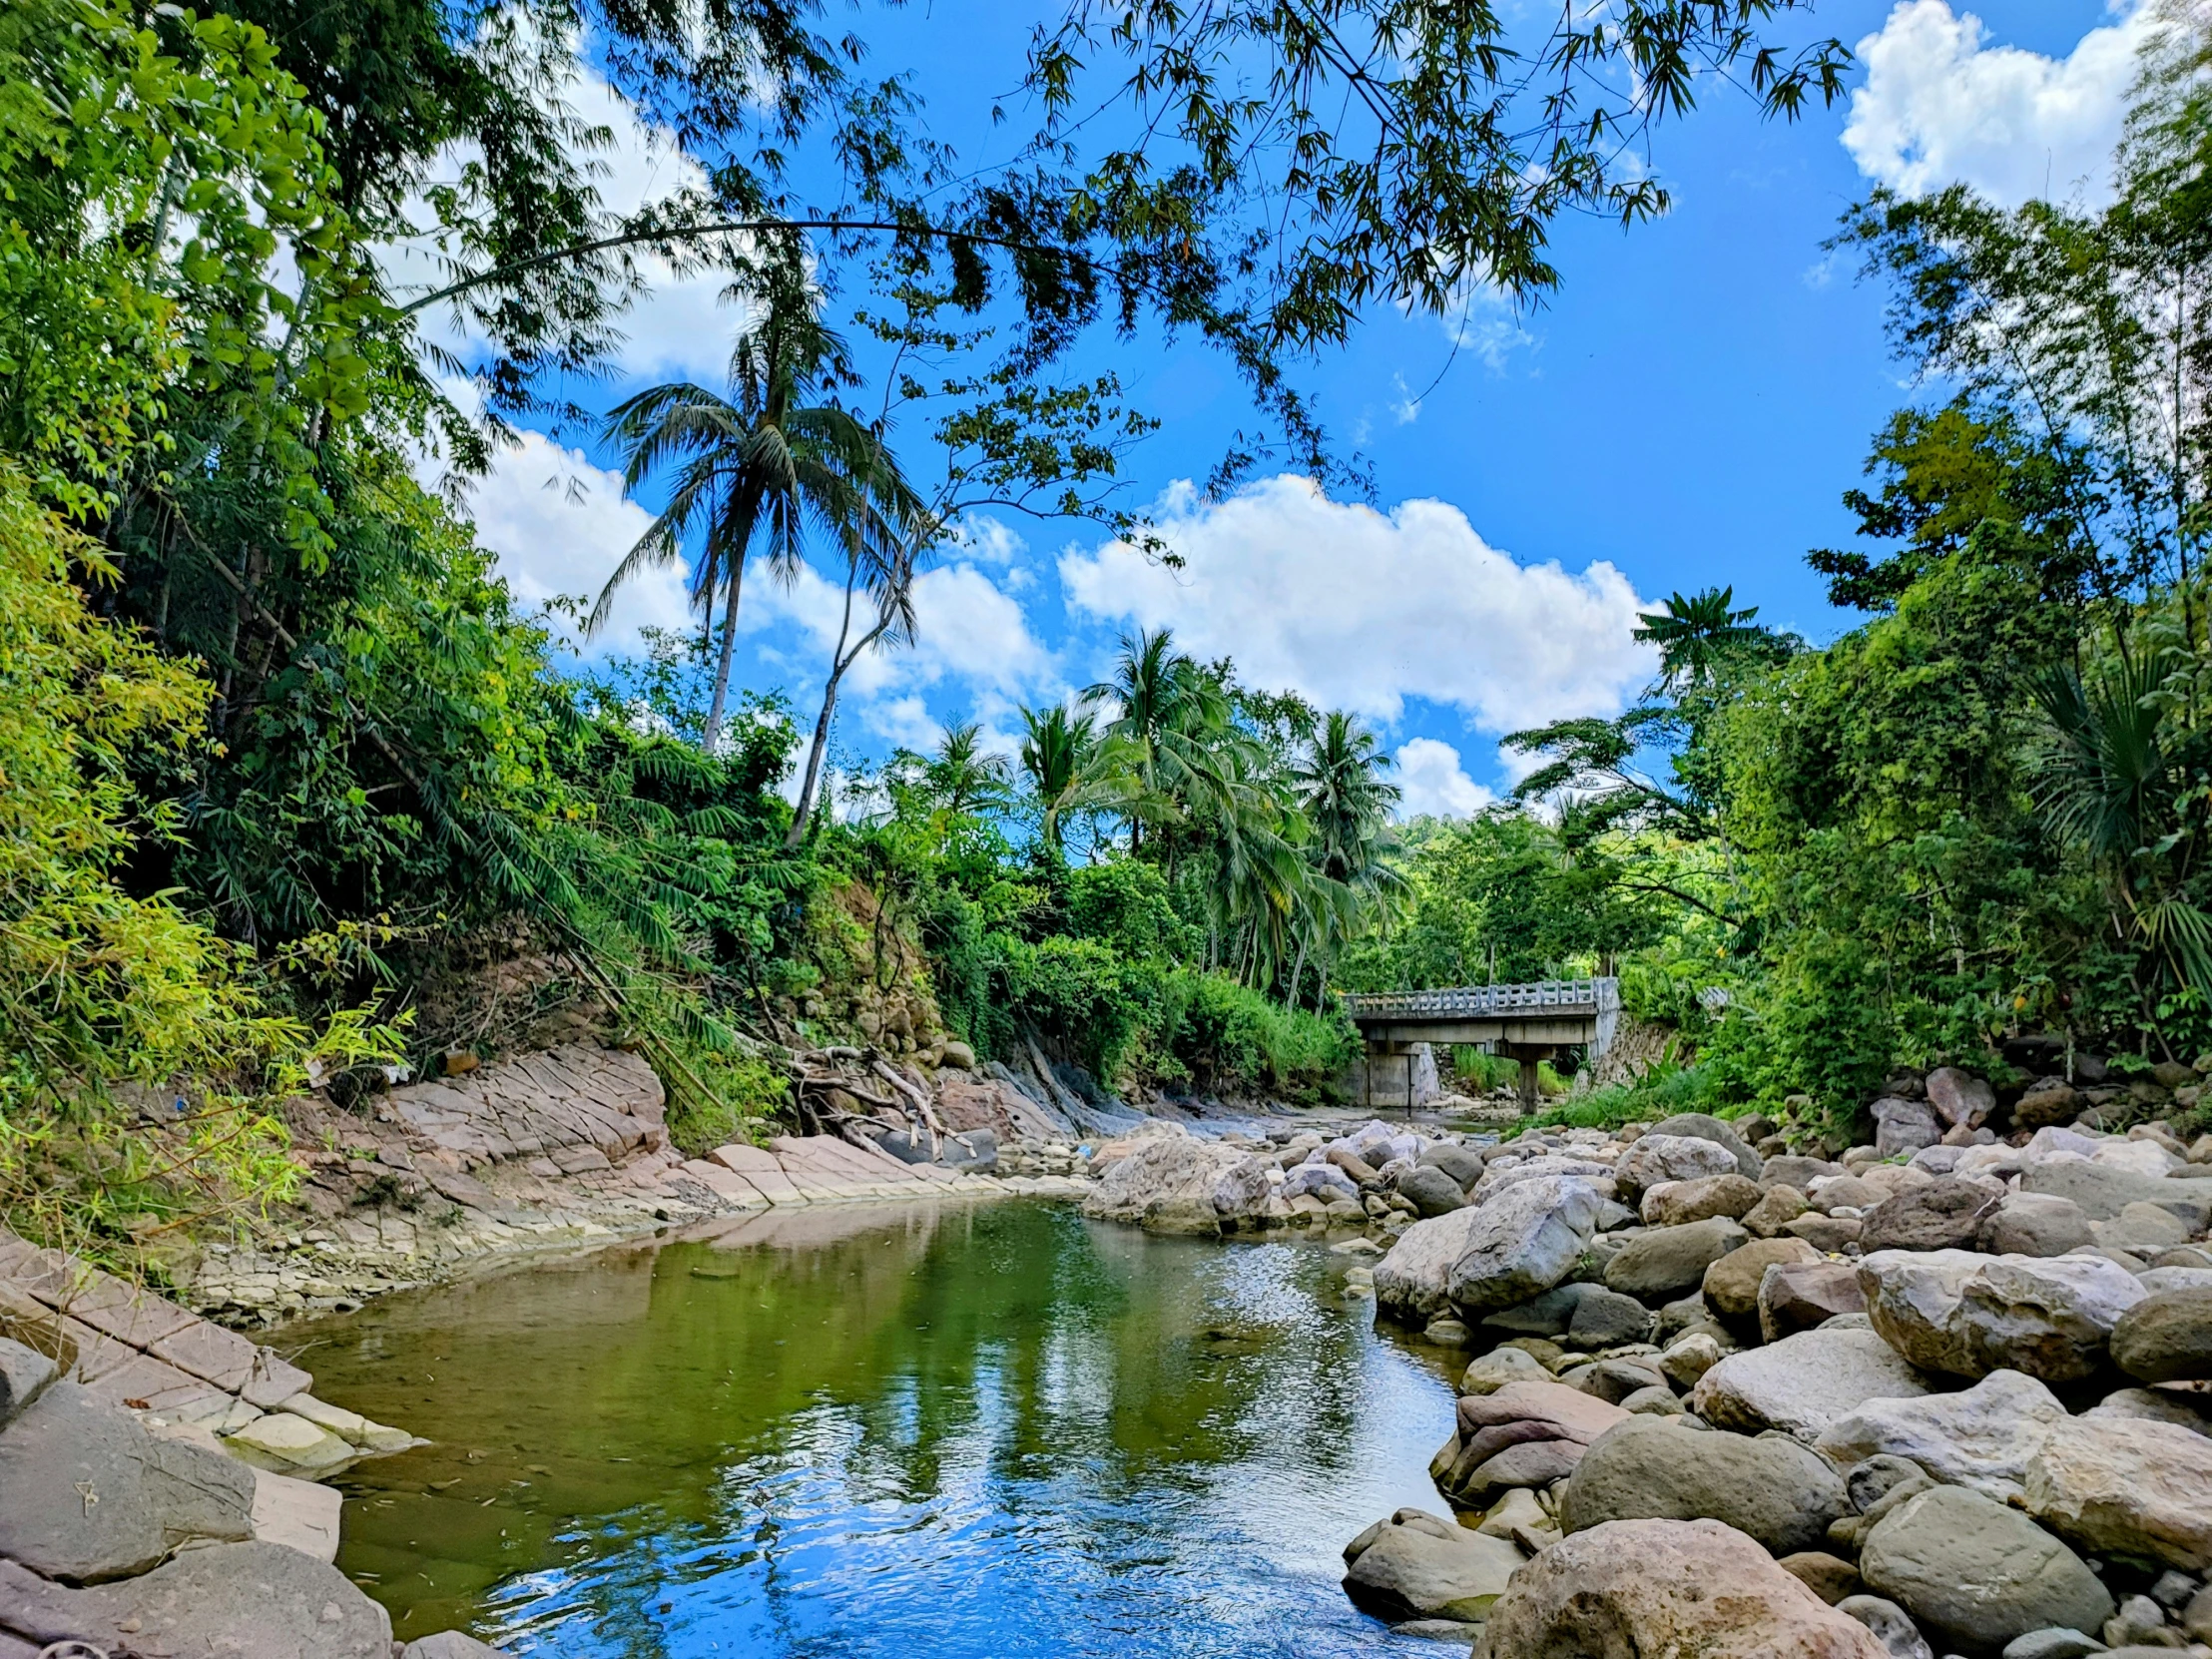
[702,555,747,753]
[786,671,842,848]
[1289,932,1308,1011]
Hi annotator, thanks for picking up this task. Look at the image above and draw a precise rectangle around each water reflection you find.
[294,1202,1458,1659]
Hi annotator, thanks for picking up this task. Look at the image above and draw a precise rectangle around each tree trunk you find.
[786,670,842,849]
[1288,933,1308,1011]
[702,555,747,753]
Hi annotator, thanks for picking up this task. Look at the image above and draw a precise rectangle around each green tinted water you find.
[294,1200,1459,1659]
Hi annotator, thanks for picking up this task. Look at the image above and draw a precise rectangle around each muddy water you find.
[293,1201,1459,1659]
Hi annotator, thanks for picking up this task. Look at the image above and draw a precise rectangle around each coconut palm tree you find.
[1287,710,1407,1005]
[593,294,884,753]
[1082,627,1241,852]
[1632,586,1772,694]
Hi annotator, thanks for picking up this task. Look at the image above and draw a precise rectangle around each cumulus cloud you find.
[1395,739,1497,820]
[388,51,745,385]
[447,425,692,653]
[1842,0,2157,206]
[1059,476,1656,735]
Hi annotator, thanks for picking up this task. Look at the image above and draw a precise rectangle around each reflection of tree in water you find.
[306,1203,1428,1655]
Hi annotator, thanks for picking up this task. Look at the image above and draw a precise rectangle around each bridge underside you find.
[1340,980,1618,1116]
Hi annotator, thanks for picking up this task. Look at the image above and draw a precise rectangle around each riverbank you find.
[1327,1091,2212,1657]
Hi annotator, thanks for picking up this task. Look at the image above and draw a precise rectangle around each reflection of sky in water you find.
[303,1205,1457,1659]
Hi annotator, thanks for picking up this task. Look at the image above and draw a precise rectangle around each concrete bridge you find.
[1340,979,1620,1114]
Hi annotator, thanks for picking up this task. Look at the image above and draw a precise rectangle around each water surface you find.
[295,1200,1459,1659]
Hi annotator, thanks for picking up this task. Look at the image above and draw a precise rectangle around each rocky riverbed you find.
[1291,1094,2212,1659]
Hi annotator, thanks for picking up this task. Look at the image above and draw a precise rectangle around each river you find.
[292,1199,1460,1659]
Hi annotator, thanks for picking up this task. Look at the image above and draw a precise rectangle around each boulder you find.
[1375,1205,1491,1324]
[1818,1371,2071,1501]
[1605,1218,1751,1302]
[1473,1518,1889,1659]
[0,1541,391,1659]
[2001,1634,2106,1659]
[1340,1507,1526,1623]
[2023,1415,2212,1571]
[2021,1162,2212,1230]
[1812,1174,1889,1214]
[0,1382,255,1582]
[1858,1249,1997,1376]
[1658,1332,1724,1391]
[1860,1486,2115,1657]
[1954,1254,2149,1382]
[1396,1164,1468,1219]
[1418,1143,1487,1189]
[1689,1328,1932,1443]
[1873,1098,1943,1159]
[1704,1238,1823,1323]
[1861,1179,2003,1253]
[1981,1193,2096,1258]
[1467,1154,1616,1205]
[0,1338,56,1430]
[1615,1134,1738,1198]
[1209,1155,1276,1222]
[1647,1113,1766,1180]
[1641,1173,1764,1227]
[1459,1347,1552,1394]
[1762,1261,1869,1341]
[1766,1155,1850,1190]
[1744,1185,1811,1238]
[2014,1079,2082,1129]
[1560,1415,1850,1554]
[1789,1213,1867,1253]
[2086,1385,2212,1439]
[1081,1137,1245,1235]
[1436,1381,1628,1507]
[1783,1552,1869,1605]
[1480,1282,1597,1337]
[1840,1594,1936,1659]
[225,1410,356,1471]
[1926,1068,1997,1131]
[2111,1288,2212,1383]
[1444,1176,1605,1315]
[1565,1287,1656,1349]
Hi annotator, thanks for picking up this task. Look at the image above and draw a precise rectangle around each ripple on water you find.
[295,1201,1460,1659]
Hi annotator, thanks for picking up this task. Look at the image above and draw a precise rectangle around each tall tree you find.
[595,281,879,751]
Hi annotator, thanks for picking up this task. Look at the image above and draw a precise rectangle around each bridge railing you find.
[1339,977,1619,1020]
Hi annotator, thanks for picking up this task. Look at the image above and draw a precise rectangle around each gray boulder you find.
[0,1382,255,1582]
[2087,1385,2212,1438]
[1642,1173,1764,1226]
[2001,1632,2107,1659]
[1873,1098,1943,1159]
[2022,1414,2212,1572]
[1818,1371,2071,1502]
[1648,1113,1765,1180]
[1616,1133,1738,1198]
[1418,1143,1487,1189]
[1566,1286,1656,1349]
[0,1542,391,1658]
[2021,1162,2212,1229]
[1605,1218,1750,1302]
[1955,1255,2148,1382]
[1761,1261,1868,1341]
[1444,1175,1604,1315]
[2111,1287,2212,1382]
[1559,1415,1850,1555]
[1860,1179,2002,1253]
[1688,1327,1931,1443]
[1374,1204,1491,1323]
[1860,1486,2114,1657]
[1858,1249,1995,1376]
[1926,1067,1996,1131]
[1341,1508,1526,1623]
[1764,1155,1849,1190]
[0,1338,55,1430]
[1839,1594,1936,1659]
[1981,1193,2096,1258]
[1481,1282,1595,1337]
[1395,1163,1469,1218]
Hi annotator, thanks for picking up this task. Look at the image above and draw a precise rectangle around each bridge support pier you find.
[1499,1040,1554,1119]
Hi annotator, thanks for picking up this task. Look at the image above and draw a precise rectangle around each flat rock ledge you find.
[180,1043,1084,1327]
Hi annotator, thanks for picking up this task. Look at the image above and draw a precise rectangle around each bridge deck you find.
[1341,978,1619,1055]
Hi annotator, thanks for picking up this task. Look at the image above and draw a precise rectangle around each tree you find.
[1083,628,1237,852]
[1634,587,1774,693]
[1289,711,1404,1006]
[596,281,884,751]
[922,722,1013,820]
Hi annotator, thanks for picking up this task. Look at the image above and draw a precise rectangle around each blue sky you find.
[423,0,2154,816]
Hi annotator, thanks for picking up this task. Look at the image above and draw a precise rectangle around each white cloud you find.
[447,426,693,653]
[1395,739,1496,820]
[1842,0,2156,206]
[1059,475,1656,734]
[387,49,746,385]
